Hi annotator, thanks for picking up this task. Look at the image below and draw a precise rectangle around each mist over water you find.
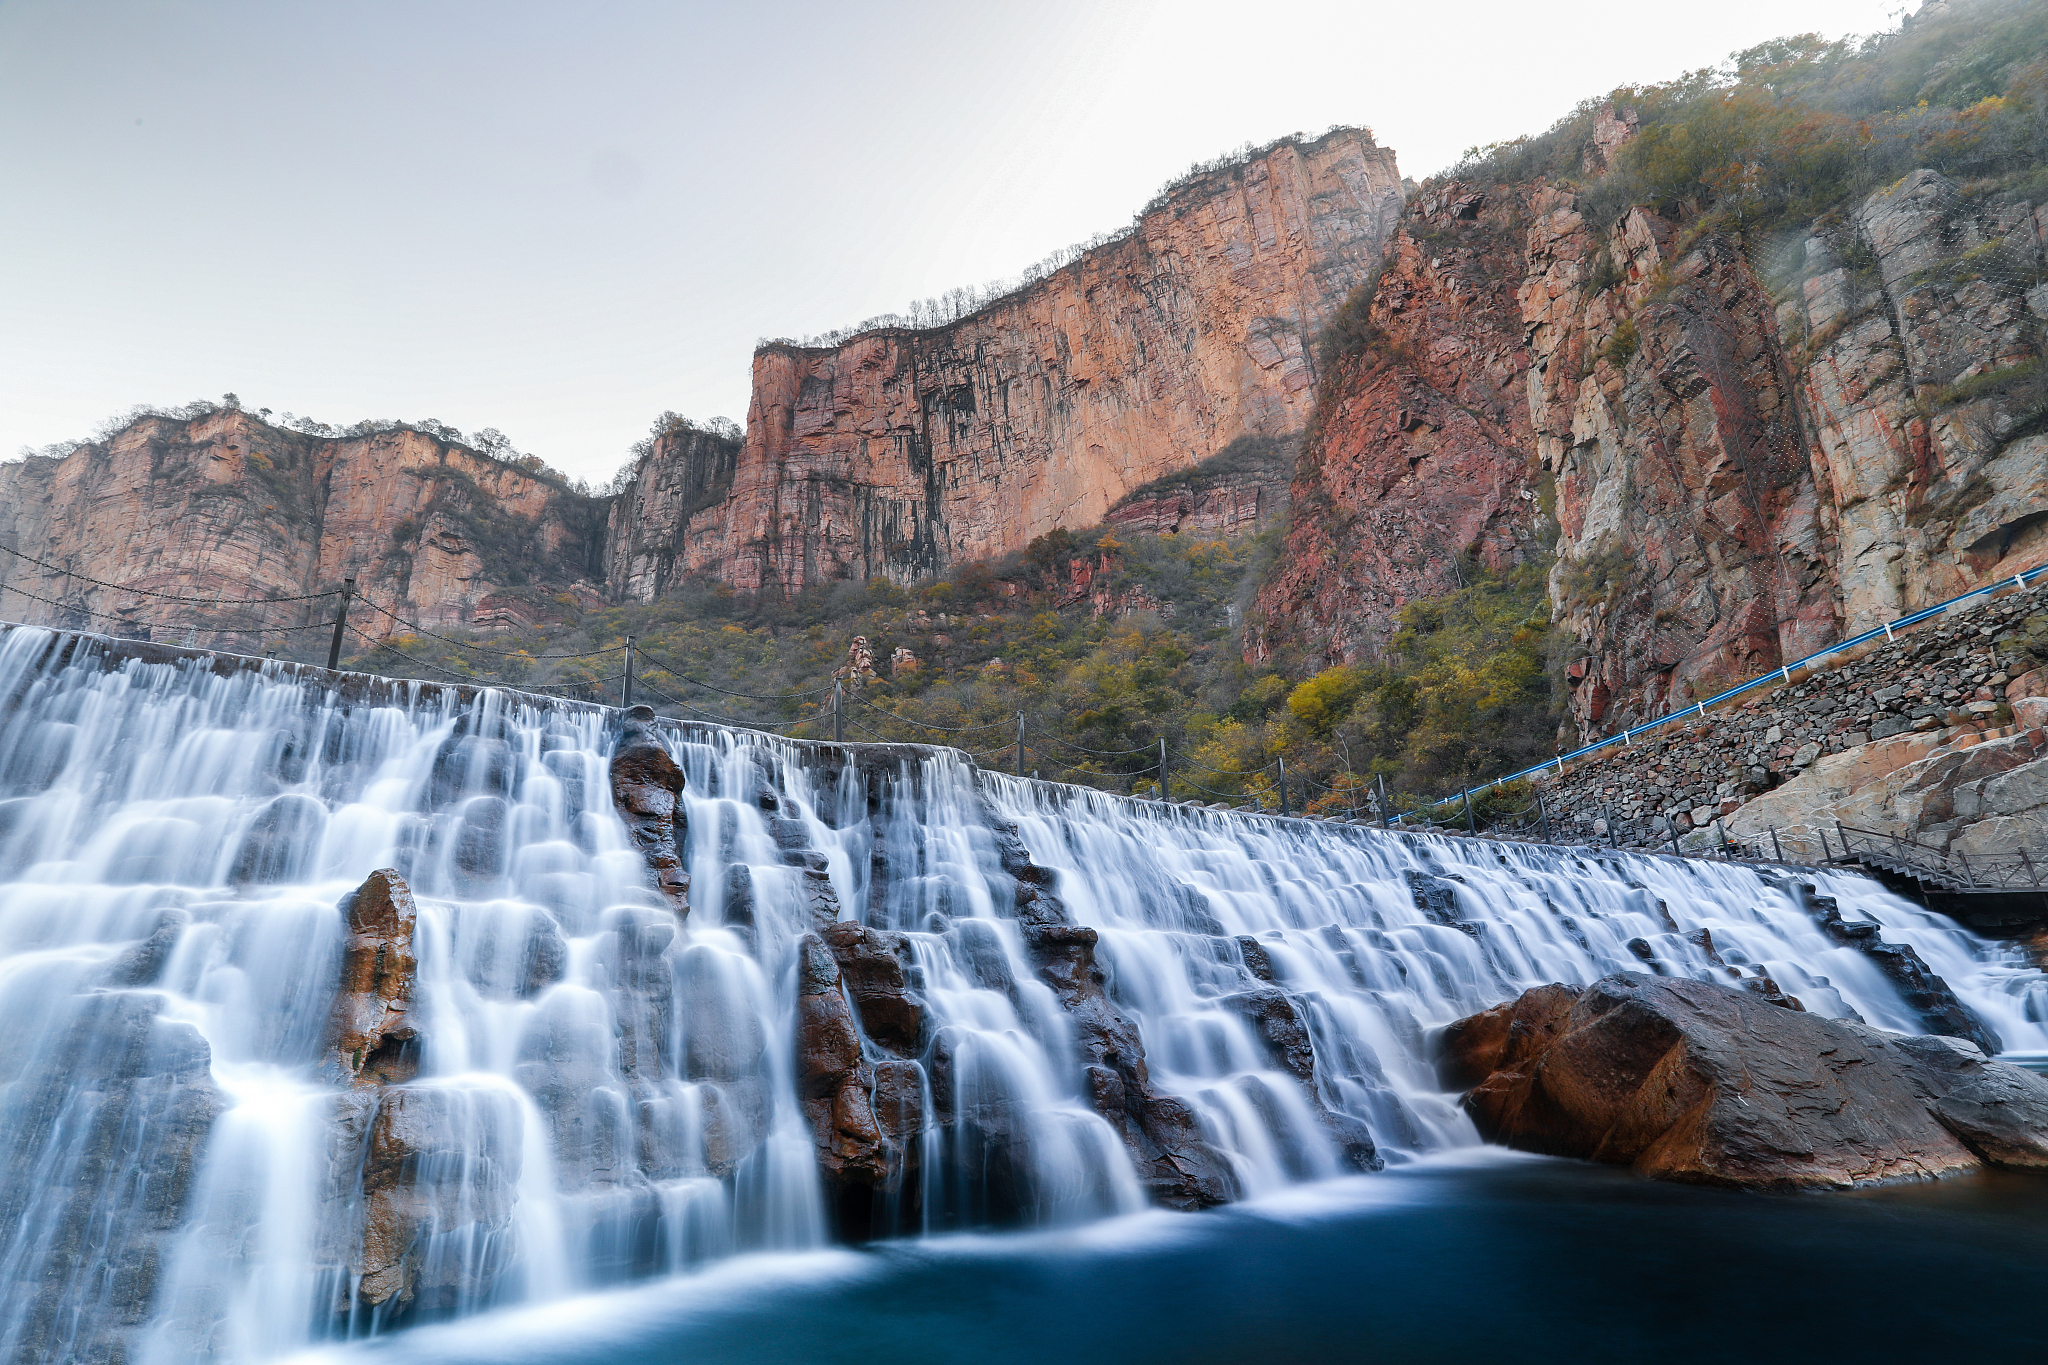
[0,623,2042,1363]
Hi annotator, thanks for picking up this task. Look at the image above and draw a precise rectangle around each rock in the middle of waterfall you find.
[1441,973,2048,1188]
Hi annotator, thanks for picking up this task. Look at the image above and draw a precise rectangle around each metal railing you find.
[1829,822,2047,893]
[1422,562,2048,822]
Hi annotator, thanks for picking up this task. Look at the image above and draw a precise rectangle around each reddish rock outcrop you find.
[608,706,690,917]
[1249,182,1544,664]
[1442,973,2048,1188]
[617,129,1405,597]
[794,932,888,1187]
[327,869,420,1086]
[0,410,607,645]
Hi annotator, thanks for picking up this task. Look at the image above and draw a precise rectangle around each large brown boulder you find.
[1440,974,2036,1189]
[327,868,420,1085]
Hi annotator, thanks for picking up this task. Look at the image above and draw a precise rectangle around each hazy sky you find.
[1,0,1904,482]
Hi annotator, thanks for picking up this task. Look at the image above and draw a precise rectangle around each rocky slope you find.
[0,411,609,643]
[1256,140,2048,740]
[609,128,1406,598]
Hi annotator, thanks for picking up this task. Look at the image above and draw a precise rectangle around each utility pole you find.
[833,681,844,742]
[1015,712,1025,777]
[325,576,355,671]
[1277,756,1289,816]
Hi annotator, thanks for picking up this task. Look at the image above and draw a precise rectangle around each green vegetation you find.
[1451,0,2048,236]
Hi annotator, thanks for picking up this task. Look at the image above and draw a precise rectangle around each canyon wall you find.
[0,411,607,645]
[1254,136,2048,741]
[608,128,1406,599]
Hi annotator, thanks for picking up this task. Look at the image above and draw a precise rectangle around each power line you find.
[0,542,342,605]
[354,597,627,660]
[635,645,839,700]
[0,580,336,634]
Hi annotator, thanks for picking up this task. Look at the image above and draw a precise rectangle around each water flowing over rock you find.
[1443,974,1985,1187]
[1,624,2044,1363]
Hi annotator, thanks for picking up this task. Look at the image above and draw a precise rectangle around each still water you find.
[301,1151,2048,1365]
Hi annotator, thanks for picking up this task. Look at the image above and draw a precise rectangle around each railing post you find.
[621,635,635,709]
[1605,804,1619,849]
[1956,846,1974,889]
[1278,756,1289,816]
[1158,737,1168,801]
[1666,815,1682,857]
[833,681,844,743]
[1538,791,1552,844]
[1464,789,1477,836]
[2019,848,2036,889]
[325,576,355,671]
[1770,826,1783,864]
[1015,712,1025,778]
[1378,774,1390,828]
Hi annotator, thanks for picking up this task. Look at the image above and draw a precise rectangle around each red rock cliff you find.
[615,128,1406,598]
[1254,139,2048,741]
[0,411,607,646]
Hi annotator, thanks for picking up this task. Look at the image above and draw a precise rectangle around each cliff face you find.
[1248,184,1546,664]
[616,128,1406,599]
[0,412,607,645]
[604,420,743,601]
[1255,147,2048,740]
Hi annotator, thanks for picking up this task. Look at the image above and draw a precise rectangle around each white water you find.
[0,624,2041,1364]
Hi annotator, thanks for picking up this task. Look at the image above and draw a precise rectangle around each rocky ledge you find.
[1441,973,2048,1189]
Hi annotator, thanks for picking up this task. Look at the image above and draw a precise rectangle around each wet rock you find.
[821,920,926,1056]
[980,797,1239,1210]
[608,705,689,917]
[342,1086,523,1318]
[720,863,757,940]
[1443,974,1983,1188]
[228,792,327,883]
[1220,987,1381,1172]
[1236,935,1278,982]
[520,914,567,997]
[95,907,191,987]
[451,795,511,884]
[1882,1031,2048,1169]
[0,991,224,1365]
[1796,883,2000,1054]
[327,869,420,1085]
[605,910,676,1082]
[794,933,885,1187]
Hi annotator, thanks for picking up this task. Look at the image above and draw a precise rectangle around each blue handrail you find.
[1423,563,2046,818]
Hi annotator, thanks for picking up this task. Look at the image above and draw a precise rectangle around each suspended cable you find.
[0,542,341,604]
[634,645,839,700]
[355,597,627,659]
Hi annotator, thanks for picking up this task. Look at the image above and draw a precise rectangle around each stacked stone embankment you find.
[1541,582,2048,857]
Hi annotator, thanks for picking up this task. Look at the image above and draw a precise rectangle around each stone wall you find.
[1540,580,2048,860]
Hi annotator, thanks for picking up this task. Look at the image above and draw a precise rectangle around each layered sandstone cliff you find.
[0,411,607,646]
[610,128,1406,598]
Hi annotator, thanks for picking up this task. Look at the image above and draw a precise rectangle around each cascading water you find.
[0,623,2042,1364]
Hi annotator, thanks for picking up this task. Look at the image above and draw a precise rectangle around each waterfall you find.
[0,623,2041,1364]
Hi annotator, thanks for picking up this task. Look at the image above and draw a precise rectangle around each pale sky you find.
[0,0,1904,483]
